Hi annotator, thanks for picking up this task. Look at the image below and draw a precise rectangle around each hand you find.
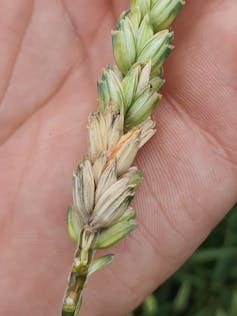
[0,0,236,315]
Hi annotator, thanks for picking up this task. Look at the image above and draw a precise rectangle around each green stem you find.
[61,228,97,316]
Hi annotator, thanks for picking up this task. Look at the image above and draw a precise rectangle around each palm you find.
[0,0,236,315]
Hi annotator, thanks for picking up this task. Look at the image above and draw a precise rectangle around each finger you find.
[112,0,130,17]
[0,0,80,144]
[63,0,129,81]
[63,0,115,41]
[0,0,32,100]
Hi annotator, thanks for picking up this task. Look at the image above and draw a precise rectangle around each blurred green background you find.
[129,204,237,316]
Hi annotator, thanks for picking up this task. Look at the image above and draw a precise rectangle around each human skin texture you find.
[0,0,236,315]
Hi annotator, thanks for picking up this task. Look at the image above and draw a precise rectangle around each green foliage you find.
[130,204,237,316]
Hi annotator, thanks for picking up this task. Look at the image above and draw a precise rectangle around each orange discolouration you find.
[108,127,141,161]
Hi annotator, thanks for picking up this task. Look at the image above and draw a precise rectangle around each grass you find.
[129,204,237,316]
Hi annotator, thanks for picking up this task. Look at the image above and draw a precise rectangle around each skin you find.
[0,0,236,315]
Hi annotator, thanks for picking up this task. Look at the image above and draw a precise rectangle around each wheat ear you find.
[61,1,185,315]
